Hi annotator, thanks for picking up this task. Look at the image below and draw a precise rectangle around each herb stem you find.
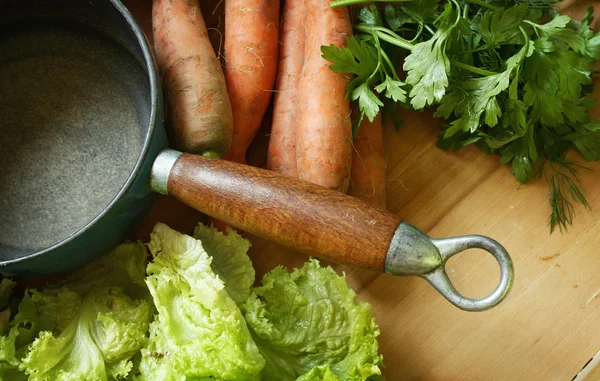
[355,25,414,51]
[409,24,424,42]
[380,49,400,80]
[452,61,498,76]
[356,24,498,76]
[465,0,501,11]
[330,0,402,7]
[424,24,436,36]
[463,45,492,53]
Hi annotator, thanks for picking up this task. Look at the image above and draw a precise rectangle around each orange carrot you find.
[266,0,306,177]
[152,0,233,158]
[348,113,386,209]
[224,0,280,163]
[296,0,353,192]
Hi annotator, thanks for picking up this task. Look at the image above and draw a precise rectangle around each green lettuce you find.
[137,222,265,381]
[0,278,27,381]
[15,241,152,381]
[52,242,150,300]
[1,221,386,381]
[0,278,15,335]
[0,277,64,381]
[244,259,384,381]
[21,287,151,381]
[193,223,254,306]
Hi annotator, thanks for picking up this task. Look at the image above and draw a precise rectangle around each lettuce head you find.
[244,259,385,381]
[0,221,386,381]
[137,222,265,381]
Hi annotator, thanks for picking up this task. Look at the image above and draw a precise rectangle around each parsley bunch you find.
[322,0,600,232]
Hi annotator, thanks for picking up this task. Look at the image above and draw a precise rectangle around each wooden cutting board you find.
[125,1,600,379]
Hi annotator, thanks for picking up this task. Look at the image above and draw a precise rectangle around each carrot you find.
[296,0,353,192]
[224,0,280,163]
[152,0,233,158]
[266,0,306,177]
[348,112,386,209]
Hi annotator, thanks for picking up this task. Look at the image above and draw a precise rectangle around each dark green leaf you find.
[527,15,586,54]
[437,41,531,137]
[383,5,414,31]
[479,4,529,49]
[523,50,592,127]
[321,36,379,97]
[565,131,600,160]
[382,97,404,131]
[356,5,383,27]
[586,35,600,60]
[578,6,595,39]
[501,137,537,183]
[403,0,440,24]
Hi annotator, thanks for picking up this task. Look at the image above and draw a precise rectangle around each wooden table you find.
[126,1,600,379]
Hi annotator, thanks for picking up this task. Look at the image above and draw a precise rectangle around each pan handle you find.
[150,149,514,311]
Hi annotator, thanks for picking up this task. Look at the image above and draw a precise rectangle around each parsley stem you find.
[380,49,400,80]
[465,0,501,11]
[356,24,498,76]
[452,61,498,76]
[330,0,402,7]
[355,25,414,51]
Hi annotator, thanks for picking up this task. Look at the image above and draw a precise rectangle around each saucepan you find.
[0,0,514,311]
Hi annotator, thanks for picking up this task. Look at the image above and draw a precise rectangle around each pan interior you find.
[0,19,150,258]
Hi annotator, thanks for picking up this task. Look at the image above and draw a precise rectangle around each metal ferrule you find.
[150,149,182,195]
[385,222,514,312]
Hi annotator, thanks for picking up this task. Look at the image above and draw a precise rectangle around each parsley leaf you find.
[352,82,384,122]
[565,131,600,161]
[525,15,586,54]
[383,5,414,32]
[374,77,407,103]
[356,5,383,27]
[499,126,539,183]
[404,2,460,109]
[523,49,592,126]
[478,4,530,49]
[321,36,378,96]
[326,0,600,231]
[437,38,533,137]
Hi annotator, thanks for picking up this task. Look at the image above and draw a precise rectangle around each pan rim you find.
[0,0,160,268]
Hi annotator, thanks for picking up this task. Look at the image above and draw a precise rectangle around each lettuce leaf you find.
[193,223,254,306]
[0,278,15,335]
[52,241,150,300]
[0,277,62,381]
[137,222,265,381]
[21,287,151,381]
[244,259,384,381]
[14,242,152,381]
[0,278,27,381]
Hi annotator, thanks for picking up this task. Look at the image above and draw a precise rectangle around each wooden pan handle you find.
[153,151,401,271]
[150,149,515,311]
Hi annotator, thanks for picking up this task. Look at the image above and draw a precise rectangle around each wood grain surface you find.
[125,1,600,379]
